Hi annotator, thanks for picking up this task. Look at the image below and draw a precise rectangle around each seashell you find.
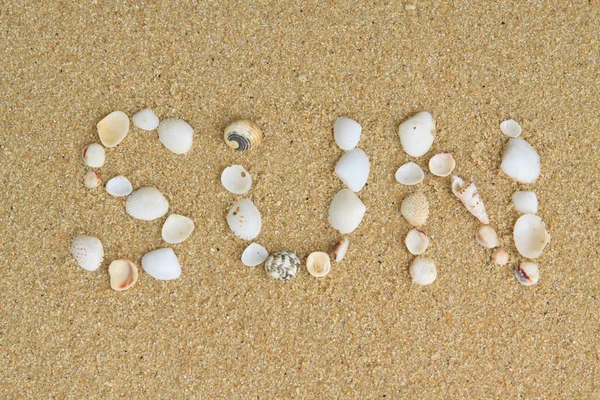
[141,248,181,280]
[106,175,133,197]
[241,243,269,267]
[329,189,366,234]
[162,214,195,244]
[83,170,101,188]
[512,191,538,214]
[157,118,194,154]
[428,152,456,177]
[400,192,429,227]
[125,187,169,221]
[97,111,129,148]
[221,165,252,194]
[82,143,105,168]
[331,237,349,262]
[224,120,263,151]
[334,148,370,192]
[513,214,550,259]
[405,228,429,255]
[476,226,499,248]
[409,256,437,286]
[70,234,104,271]
[451,176,489,224]
[398,111,436,157]
[334,117,361,150]
[264,251,301,280]
[493,248,510,266]
[501,138,540,183]
[395,162,424,185]
[132,108,159,131]
[306,252,331,277]
[500,119,522,138]
[514,262,540,286]
[108,259,138,291]
[226,199,262,240]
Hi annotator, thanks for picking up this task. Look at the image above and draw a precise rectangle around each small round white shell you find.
[157,118,194,154]
[399,111,436,157]
[501,138,541,183]
[82,143,105,168]
[512,191,538,214]
[514,262,540,286]
[409,256,437,286]
[476,226,499,249]
[514,214,550,259]
[334,117,361,150]
[226,199,262,240]
[428,152,456,177]
[83,171,101,188]
[405,228,429,255]
[306,252,331,277]
[329,189,366,234]
[106,175,133,197]
[500,119,522,138]
[132,108,159,131]
[97,111,129,148]
[125,187,169,221]
[493,248,510,266]
[395,162,424,185]
[334,148,370,192]
[161,214,195,244]
[141,248,181,281]
[108,259,139,291]
[70,235,104,271]
[221,165,252,194]
[241,243,269,267]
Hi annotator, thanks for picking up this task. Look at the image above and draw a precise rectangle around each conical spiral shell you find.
[451,176,489,224]
[224,120,263,151]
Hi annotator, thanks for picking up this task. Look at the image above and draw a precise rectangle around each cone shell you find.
[400,192,429,227]
[83,171,101,188]
[405,228,429,255]
[428,152,456,177]
[108,259,139,291]
[514,262,540,286]
[226,199,262,240]
[82,143,105,168]
[162,214,195,244]
[409,256,437,286]
[97,111,129,148]
[224,120,263,151]
[126,187,169,221]
[265,251,301,280]
[513,214,550,259]
[70,234,104,271]
[451,176,489,224]
[306,252,331,277]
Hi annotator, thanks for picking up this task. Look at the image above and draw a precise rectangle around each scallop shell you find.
[409,256,437,286]
[132,108,159,131]
[264,251,301,280]
[226,199,262,240]
[108,259,139,291]
[513,214,550,259]
[329,189,366,234]
[141,248,182,281]
[306,252,331,277]
[241,243,269,267]
[451,176,489,224]
[500,119,522,138]
[334,117,361,150]
[493,248,510,266]
[125,187,169,221]
[83,170,101,188]
[157,118,194,154]
[512,191,538,214]
[514,262,540,286]
[331,237,349,262]
[97,111,129,148]
[82,143,105,168]
[224,120,263,151]
[161,214,195,244]
[398,111,436,157]
[334,148,370,192]
[106,175,133,197]
[395,162,424,185]
[476,226,499,248]
[428,152,456,177]
[405,228,429,255]
[70,234,104,271]
[221,165,252,194]
[501,138,540,183]
[400,192,429,227]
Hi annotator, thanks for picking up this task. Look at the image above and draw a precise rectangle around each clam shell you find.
[224,120,263,151]
[331,237,349,262]
[306,252,331,277]
[329,189,366,234]
[97,111,129,148]
[226,199,262,240]
[428,152,456,177]
[70,234,104,271]
[125,187,169,221]
[398,111,436,157]
[400,192,429,227]
[500,119,522,138]
[264,251,301,280]
[451,176,489,224]
[514,214,550,259]
[514,262,539,286]
[241,243,269,267]
[512,191,538,214]
[476,226,499,248]
[83,170,101,188]
[405,228,429,255]
[142,248,181,281]
[501,138,540,183]
[493,248,510,266]
[334,148,370,192]
[161,214,195,244]
[108,259,139,291]
[82,143,105,168]
[395,162,424,185]
[106,175,133,197]
[132,108,159,131]
[221,165,252,194]
[334,117,361,150]
[409,256,437,286]
[157,118,194,154]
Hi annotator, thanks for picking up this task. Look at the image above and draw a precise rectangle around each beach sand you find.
[1,1,599,398]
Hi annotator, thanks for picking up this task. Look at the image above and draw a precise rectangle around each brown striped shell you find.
[224,120,263,151]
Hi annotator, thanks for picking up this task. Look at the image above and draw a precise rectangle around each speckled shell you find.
[264,251,301,281]
[224,120,263,151]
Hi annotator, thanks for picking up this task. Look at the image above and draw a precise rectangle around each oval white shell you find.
[221,165,252,194]
[226,199,262,240]
[161,214,195,244]
[331,237,349,262]
[82,143,105,168]
[334,148,370,192]
[428,152,456,177]
[400,192,429,227]
[493,248,510,266]
[501,138,541,183]
[141,248,181,280]
[108,259,139,291]
[83,170,101,188]
[157,118,194,154]
[395,162,424,185]
[514,214,550,259]
[106,175,133,197]
[264,251,301,280]
[125,187,169,221]
[306,252,331,277]
[334,117,361,150]
[329,189,366,234]
[512,191,538,214]
[476,225,499,248]
[132,108,159,131]
[514,262,540,286]
[409,256,437,286]
[500,119,522,138]
[70,234,104,271]
[451,176,489,224]
[97,111,129,148]
[399,111,436,157]
[241,243,269,267]
[405,228,429,255]
[224,120,263,151]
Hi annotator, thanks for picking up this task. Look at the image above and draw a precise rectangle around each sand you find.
[1,1,599,398]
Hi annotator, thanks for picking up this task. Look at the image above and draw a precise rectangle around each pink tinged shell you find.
[514,262,540,286]
[451,176,489,224]
[108,259,139,291]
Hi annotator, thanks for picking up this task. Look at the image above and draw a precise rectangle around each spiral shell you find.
[264,251,301,281]
[224,120,263,151]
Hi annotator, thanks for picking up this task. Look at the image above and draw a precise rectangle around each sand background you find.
[1,1,599,398]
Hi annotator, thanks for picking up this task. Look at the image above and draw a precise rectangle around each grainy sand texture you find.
[1,1,599,398]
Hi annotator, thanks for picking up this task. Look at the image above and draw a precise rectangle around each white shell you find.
[395,162,424,185]
[500,119,522,138]
[331,237,349,262]
[476,226,499,248]
[221,165,252,194]
[334,117,361,150]
[409,256,437,286]
[108,259,138,291]
[398,111,436,157]
[157,118,194,154]
[70,235,104,271]
[97,111,129,148]
[405,228,429,255]
[83,171,101,188]
[501,138,541,183]
[226,199,262,240]
[241,243,269,267]
[514,214,550,259]
[512,191,538,214]
[493,248,510,266]
[514,262,540,286]
[125,187,169,221]
[106,175,133,197]
[141,248,181,280]
[132,108,159,130]
[334,148,370,192]
[428,152,456,177]
[306,252,331,277]
[82,143,105,168]
[400,192,429,227]
[329,189,366,234]
[161,214,194,244]
[451,176,489,224]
